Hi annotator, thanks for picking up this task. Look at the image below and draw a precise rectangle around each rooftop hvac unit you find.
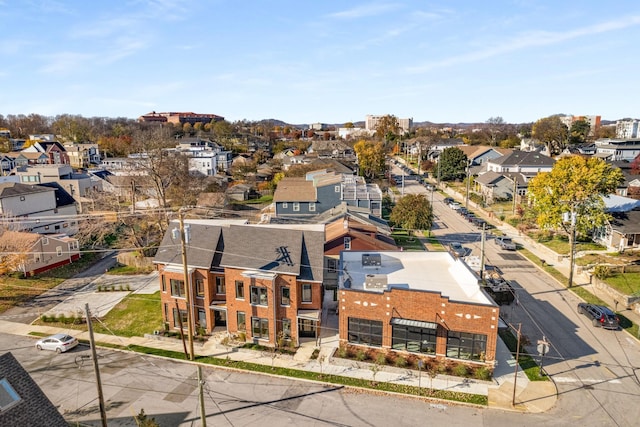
[362,253,382,267]
[364,274,387,290]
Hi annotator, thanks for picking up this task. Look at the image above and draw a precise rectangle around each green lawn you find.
[0,253,100,314]
[36,292,164,337]
[391,231,425,251]
[602,272,640,296]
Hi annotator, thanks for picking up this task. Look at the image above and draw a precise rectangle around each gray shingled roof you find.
[153,221,222,269]
[491,151,555,167]
[0,352,67,427]
[154,223,324,282]
[0,182,52,198]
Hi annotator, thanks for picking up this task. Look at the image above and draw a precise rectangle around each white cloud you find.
[406,15,640,74]
[327,2,400,19]
[38,51,95,74]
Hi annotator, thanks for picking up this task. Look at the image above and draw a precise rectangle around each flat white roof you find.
[339,251,494,305]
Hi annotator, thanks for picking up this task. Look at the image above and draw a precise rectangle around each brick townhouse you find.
[338,251,500,366]
[153,221,324,346]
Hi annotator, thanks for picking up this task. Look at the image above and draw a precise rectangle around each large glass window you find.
[446,331,487,361]
[237,311,246,331]
[281,287,290,306]
[170,279,185,297]
[250,286,268,305]
[216,277,226,294]
[172,308,187,328]
[282,318,291,339]
[195,278,205,297]
[252,317,269,340]
[392,325,437,354]
[301,284,312,303]
[347,317,382,347]
[235,280,244,299]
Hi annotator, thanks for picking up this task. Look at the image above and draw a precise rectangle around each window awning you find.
[209,301,227,310]
[297,309,321,321]
[162,264,194,274]
[391,318,437,329]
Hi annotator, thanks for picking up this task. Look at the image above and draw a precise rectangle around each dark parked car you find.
[577,303,619,329]
[443,197,454,205]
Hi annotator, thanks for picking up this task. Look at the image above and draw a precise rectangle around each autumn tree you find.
[569,119,591,144]
[438,147,467,181]
[0,227,35,276]
[52,114,93,142]
[354,140,385,179]
[486,116,507,146]
[390,194,433,232]
[532,116,568,155]
[528,156,624,284]
[374,115,400,144]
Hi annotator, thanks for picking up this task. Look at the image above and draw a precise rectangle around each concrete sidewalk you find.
[0,312,557,413]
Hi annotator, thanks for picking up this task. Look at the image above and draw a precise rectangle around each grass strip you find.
[498,330,548,382]
[112,343,487,405]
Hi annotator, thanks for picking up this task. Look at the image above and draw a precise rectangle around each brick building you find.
[338,251,499,366]
[138,111,224,125]
[153,221,324,346]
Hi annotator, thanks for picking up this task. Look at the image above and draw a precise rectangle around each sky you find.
[1,1,639,125]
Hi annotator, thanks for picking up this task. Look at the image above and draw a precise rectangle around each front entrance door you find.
[298,318,316,338]
[214,310,227,327]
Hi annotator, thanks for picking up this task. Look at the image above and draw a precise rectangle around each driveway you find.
[1,251,158,323]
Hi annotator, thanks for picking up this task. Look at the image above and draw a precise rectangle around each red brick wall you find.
[338,287,499,363]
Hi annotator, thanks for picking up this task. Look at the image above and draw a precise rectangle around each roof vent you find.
[362,253,382,267]
[364,274,387,290]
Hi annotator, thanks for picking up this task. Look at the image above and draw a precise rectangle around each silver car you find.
[35,333,79,353]
[449,242,467,257]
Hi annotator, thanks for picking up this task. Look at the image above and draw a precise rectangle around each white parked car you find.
[35,333,79,353]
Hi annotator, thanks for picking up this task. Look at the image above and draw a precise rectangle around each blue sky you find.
[1,1,639,125]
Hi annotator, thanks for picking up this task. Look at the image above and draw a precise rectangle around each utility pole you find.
[85,304,108,427]
[197,366,207,426]
[512,176,517,215]
[179,210,195,360]
[512,323,522,407]
[480,223,486,280]
[565,210,577,288]
[465,160,471,210]
[130,180,136,214]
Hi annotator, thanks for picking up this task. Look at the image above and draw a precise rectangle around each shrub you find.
[474,367,492,381]
[355,350,367,361]
[395,356,407,368]
[593,265,611,279]
[336,346,348,358]
[375,353,387,365]
[453,363,470,377]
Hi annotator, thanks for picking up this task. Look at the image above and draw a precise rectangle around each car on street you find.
[577,303,619,329]
[35,333,79,353]
[449,201,461,210]
[495,236,516,250]
[449,242,467,257]
[443,197,453,205]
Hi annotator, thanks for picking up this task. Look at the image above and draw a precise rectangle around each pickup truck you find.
[495,236,516,250]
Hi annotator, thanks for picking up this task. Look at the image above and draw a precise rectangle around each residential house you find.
[338,251,499,366]
[593,196,640,251]
[0,182,78,235]
[0,353,67,426]
[456,146,511,166]
[485,150,556,175]
[308,140,356,160]
[174,137,233,175]
[153,221,325,346]
[0,231,80,277]
[593,139,640,162]
[10,151,49,167]
[13,164,101,200]
[22,140,69,165]
[473,172,525,205]
[273,170,382,218]
[63,143,101,169]
[1,154,15,175]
